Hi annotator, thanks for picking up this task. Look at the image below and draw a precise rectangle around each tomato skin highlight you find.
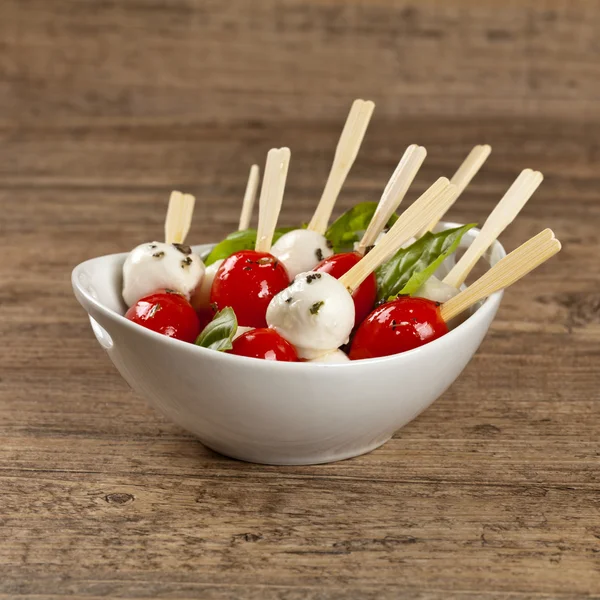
[125,289,201,343]
[349,296,448,360]
[230,328,298,362]
[314,252,376,325]
[210,250,290,328]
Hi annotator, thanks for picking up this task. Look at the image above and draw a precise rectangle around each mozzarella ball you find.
[190,259,223,311]
[415,275,459,303]
[271,229,333,280]
[308,349,350,364]
[122,241,205,307]
[266,271,355,359]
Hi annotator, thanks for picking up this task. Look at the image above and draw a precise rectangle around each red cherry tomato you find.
[230,328,298,362]
[349,297,448,360]
[125,289,200,343]
[210,250,290,328]
[314,252,377,325]
[196,306,216,333]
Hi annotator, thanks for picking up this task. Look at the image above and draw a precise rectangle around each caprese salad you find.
[122,100,561,362]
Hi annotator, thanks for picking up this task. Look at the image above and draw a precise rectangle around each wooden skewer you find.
[164,190,195,244]
[307,99,375,235]
[339,178,458,293]
[440,229,561,322]
[451,144,492,196]
[423,144,491,234]
[355,144,427,255]
[238,164,260,231]
[255,148,291,253]
[443,168,543,288]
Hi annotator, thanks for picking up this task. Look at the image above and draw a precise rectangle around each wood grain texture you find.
[1,0,600,598]
[3,0,600,123]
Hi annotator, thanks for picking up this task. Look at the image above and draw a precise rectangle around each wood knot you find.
[471,423,501,436]
[105,493,134,505]
[231,532,263,544]
[539,292,600,330]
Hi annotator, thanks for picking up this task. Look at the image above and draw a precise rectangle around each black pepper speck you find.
[309,300,325,315]
[172,243,192,255]
[306,273,322,284]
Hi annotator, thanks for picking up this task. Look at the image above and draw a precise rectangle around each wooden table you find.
[1,1,599,598]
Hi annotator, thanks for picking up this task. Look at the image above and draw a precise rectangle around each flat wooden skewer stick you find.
[423,144,491,233]
[339,178,458,293]
[355,144,427,255]
[451,144,492,196]
[164,190,196,244]
[440,229,561,322]
[308,99,375,234]
[443,168,543,288]
[255,148,291,253]
[238,164,260,231]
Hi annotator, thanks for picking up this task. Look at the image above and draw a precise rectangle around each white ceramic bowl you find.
[72,223,505,465]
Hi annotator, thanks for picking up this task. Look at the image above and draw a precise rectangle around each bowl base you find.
[200,435,393,466]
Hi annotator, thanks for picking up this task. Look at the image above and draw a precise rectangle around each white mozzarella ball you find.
[415,275,459,303]
[122,241,205,307]
[190,259,223,311]
[271,229,333,280]
[308,349,350,364]
[266,271,355,359]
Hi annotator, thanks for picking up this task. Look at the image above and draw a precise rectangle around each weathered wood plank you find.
[2,0,600,122]
[1,473,599,597]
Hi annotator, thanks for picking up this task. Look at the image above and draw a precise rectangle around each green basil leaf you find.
[376,224,476,302]
[205,228,294,266]
[195,307,238,351]
[326,202,399,254]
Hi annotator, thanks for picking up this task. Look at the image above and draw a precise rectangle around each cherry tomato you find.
[314,252,376,325]
[230,328,298,362]
[125,289,200,343]
[349,296,448,360]
[196,306,216,333]
[210,250,290,328]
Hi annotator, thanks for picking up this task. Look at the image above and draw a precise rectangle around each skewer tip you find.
[353,98,375,108]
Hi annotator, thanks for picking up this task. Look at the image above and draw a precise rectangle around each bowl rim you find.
[72,222,505,370]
